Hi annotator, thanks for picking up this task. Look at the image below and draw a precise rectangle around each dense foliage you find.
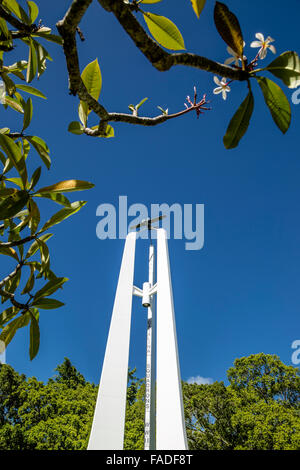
[0,353,299,450]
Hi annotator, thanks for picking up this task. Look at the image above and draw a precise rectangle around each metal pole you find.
[144,240,156,450]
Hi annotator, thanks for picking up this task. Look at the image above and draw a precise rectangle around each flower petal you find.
[269,44,276,54]
[213,76,221,86]
[250,40,262,48]
[266,36,275,43]
[222,89,227,100]
[224,57,235,65]
[255,32,265,42]
[213,87,222,95]
[259,47,268,60]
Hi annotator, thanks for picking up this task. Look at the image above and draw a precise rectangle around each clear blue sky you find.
[1,0,300,386]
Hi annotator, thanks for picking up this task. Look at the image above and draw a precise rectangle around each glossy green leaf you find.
[263,51,300,89]
[26,233,53,259]
[36,238,49,275]
[0,190,29,219]
[28,198,40,235]
[223,89,254,149]
[36,179,94,194]
[33,277,68,301]
[31,298,64,309]
[0,187,18,198]
[33,192,71,207]
[256,77,291,134]
[40,200,87,232]
[190,0,206,18]
[0,245,19,261]
[15,83,46,99]
[0,134,27,188]
[214,2,244,57]
[136,97,148,110]
[140,0,162,3]
[143,12,185,50]
[27,1,39,24]
[3,0,30,24]
[29,166,41,190]
[21,264,35,295]
[27,136,51,169]
[0,312,30,352]
[79,59,102,124]
[4,96,24,113]
[26,38,37,83]
[32,31,63,45]
[29,309,39,360]
[0,306,20,328]
[0,18,10,40]
[22,97,33,132]
[68,121,84,135]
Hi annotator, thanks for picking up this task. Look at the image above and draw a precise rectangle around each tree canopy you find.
[0,353,299,450]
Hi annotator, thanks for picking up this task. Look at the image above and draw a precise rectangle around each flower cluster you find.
[213,33,276,100]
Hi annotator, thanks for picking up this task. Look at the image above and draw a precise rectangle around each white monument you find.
[88,219,187,450]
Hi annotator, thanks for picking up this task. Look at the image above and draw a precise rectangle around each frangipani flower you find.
[250,33,276,60]
[0,81,5,105]
[213,76,231,100]
[224,43,246,66]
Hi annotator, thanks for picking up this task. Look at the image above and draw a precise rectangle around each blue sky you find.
[1,0,300,387]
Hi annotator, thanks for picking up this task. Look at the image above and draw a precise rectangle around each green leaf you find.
[33,192,71,207]
[32,31,63,45]
[0,134,28,188]
[36,238,49,275]
[40,200,87,232]
[0,187,18,198]
[2,0,30,24]
[29,309,39,360]
[0,245,19,261]
[0,312,30,352]
[28,198,40,235]
[143,12,185,50]
[31,298,64,309]
[79,59,102,125]
[0,190,29,220]
[135,97,148,110]
[223,89,254,149]
[140,0,162,3]
[27,1,39,24]
[26,233,53,259]
[22,97,33,132]
[36,179,94,194]
[190,0,206,19]
[0,306,20,328]
[214,1,244,58]
[33,277,68,301]
[29,166,42,190]
[27,136,51,169]
[0,18,10,40]
[256,77,291,134]
[4,96,24,113]
[21,264,35,295]
[68,121,84,135]
[26,38,37,83]
[263,51,300,89]
[15,84,46,99]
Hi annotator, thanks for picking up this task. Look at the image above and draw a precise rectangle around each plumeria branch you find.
[82,88,210,136]
[55,0,249,133]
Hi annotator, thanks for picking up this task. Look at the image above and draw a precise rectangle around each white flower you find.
[213,76,231,100]
[250,33,276,60]
[224,43,246,66]
[0,81,5,104]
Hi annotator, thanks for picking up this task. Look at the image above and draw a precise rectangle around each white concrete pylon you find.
[87,231,137,450]
[156,228,188,450]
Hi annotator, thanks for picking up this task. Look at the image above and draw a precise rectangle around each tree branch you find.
[97,0,249,80]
